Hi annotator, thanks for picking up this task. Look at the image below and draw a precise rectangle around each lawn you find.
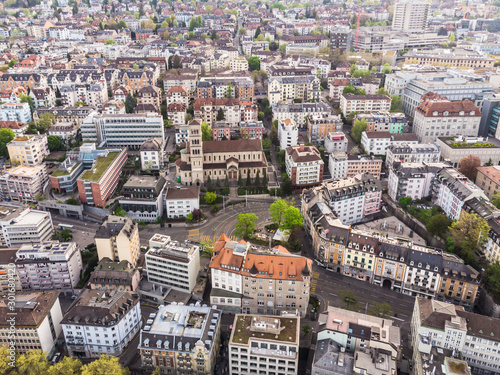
[51,162,81,177]
[79,152,119,181]
[232,315,298,344]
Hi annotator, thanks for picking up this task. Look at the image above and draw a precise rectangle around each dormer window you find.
[418,263,422,268]
[410,261,414,266]
[434,266,439,272]
[470,111,475,115]
[426,265,430,270]
[444,111,449,116]
[433,111,438,116]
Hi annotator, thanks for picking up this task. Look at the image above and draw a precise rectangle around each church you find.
[175,121,268,186]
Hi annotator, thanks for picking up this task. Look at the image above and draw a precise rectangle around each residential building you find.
[433,168,488,220]
[478,96,500,138]
[361,132,418,155]
[278,119,298,150]
[0,291,62,356]
[273,102,332,128]
[329,25,352,52]
[89,258,140,291]
[165,85,189,107]
[329,153,383,180]
[176,121,267,186]
[7,135,48,167]
[164,186,200,218]
[0,73,46,91]
[354,112,408,133]
[476,166,500,200]
[0,208,53,248]
[30,87,55,108]
[0,121,29,136]
[411,298,500,375]
[167,102,186,128]
[285,144,324,188]
[229,314,300,375]
[340,94,391,117]
[118,70,155,91]
[95,215,140,267]
[387,162,449,201]
[136,85,162,112]
[82,113,165,150]
[196,76,255,101]
[77,148,127,207]
[239,120,264,140]
[404,48,495,69]
[436,135,500,168]
[324,132,349,154]
[138,304,221,375]
[62,288,141,358]
[145,239,200,292]
[209,234,312,316]
[48,122,79,147]
[268,75,321,105]
[140,138,164,170]
[15,241,82,294]
[0,103,32,123]
[212,122,232,141]
[307,114,343,144]
[385,143,441,169]
[229,58,248,72]
[413,94,481,143]
[60,82,108,110]
[163,73,198,93]
[36,106,95,126]
[118,175,166,223]
[312,338,355,375]
[0,165,48,203]
[392,0,430,33]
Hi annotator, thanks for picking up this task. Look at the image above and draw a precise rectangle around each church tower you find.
[188,120,204,185]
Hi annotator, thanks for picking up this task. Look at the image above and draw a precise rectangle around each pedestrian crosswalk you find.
[199,234,239,243]
[310,271,320,293]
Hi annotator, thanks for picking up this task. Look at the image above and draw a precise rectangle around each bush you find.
[238,188,247,195]
[220,188,230,195]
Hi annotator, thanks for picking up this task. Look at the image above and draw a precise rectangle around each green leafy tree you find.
[376,87,390,96]
[36,113,56,132]
[81,354,129,375]
[238,27,246,35]
[355,88,366,95]
[450,212,489,255]
[343,85,356,94]
[114,206,127,217]
[47,135,62,151]
[8,59,16,68]
[269,199,288,226]
[399,196,412,208]
[484,262,500,305]
[125,93,137,113]
[19,93,34,112]
[200,238,215,258]
[254,26,262,40]
[105,39,116,45]
[368,302,393,318]
[248,56,261,71]
[381,63,392,74]
[492,192,500,209]
[235,213,259,239]
[390,95,402,112]
[340,289,361,311]
[225,81,233,98]
[118,20,127,29]
[16,349,50,375]
[204,192,217,204]
[351,118,367,144]
[426,214,452,237]
[201,122,212,141]
[0,128,15,157]
[246,169,252,186]
[282,176,293,196]
[282,206,303,230]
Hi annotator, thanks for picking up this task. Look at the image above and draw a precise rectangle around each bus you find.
[57,223,74,231]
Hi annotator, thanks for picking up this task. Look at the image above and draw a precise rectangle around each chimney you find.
[299,144,305,152]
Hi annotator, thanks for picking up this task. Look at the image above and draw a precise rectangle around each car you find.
[71,294,78,300]
[52,353,61,364]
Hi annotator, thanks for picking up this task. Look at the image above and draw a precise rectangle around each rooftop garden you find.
[450,142,497,148]
[232,315,297,345]
[79,152,119,182]
[51,162,81,177]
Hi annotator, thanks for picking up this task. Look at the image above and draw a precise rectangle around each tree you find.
[0,128,15,157]
[458,155,481,181]
[201,122,212,141]
[355,88,366,95]
[47,135,62,151]
[258,111,265,121]
[282,206,303,230]
[216,108,225,121]
[437,27,448,36]
[340,289,361,311]
[449,32,455,43]
[351,118,367,144]
[381,63,392,74]
[246,169,251,186]
[8,59,16,68]
[81,354,129,375]
[16,349,50,375]
[282,176,293,196]
[450,211,489,255]
[238,27,246,35]
[399,196,412,209]
[200,238,215,258]
[19,93,34,112]
[492,192,500,209]
[141,19,155,29]
[206,5,213,14]
[343,85,356,94]
[368,302,393,318]
[248,56,260,71]
[254,26,262,40]
[125,93,137,113]
[37,113,56,132]
[376,87,390,96]
[225,82,233,98]
[171,55,182,69]
[426,214,452,238]
[211,30,218,40]
[204,192,217,204]
[105,39,116,45]
[390,95,402,112]
[235,213,258,239]
[118,20,127,29]
[269,199,288,227]
[35,193,46,201]
[48,356,83,375]
[114,206,127,217]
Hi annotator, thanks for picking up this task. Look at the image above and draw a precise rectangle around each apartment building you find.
[307,114,343,144]
[433,168,487,220]
[436,136,500,168]
[476,166,500,200]
[229,58,248,72]
[60,82,108,110]
[343,232,379,281]
[193,98,247,126]
[0,103,32,123]
[7,135,49,167]
[411,298,500,375]
[385,143,441,170]
[77,148,127,207]
[0,208,53,248]
[82,113,165,150]
[0,164,48,203]
[140,138,164,170]
[273,102,332,128]
[0,291,62,356]
[197,77,255,101]
[15,241,82,293]
[89,258,140,291]
[164,186,200,218]
[145,239,200,292]
[324,132,349,154]
[209,234,312,317]
[135,85,162,112]
[229,314,300,375]
[485,218,500,263]
[30,87,55,109]
[329,25,352,52]
[0,120,29,136]
[285,144,324,188]
[167,102,187,128]
[392,0,430,33]
[138,304,221,375]
[165,85,189,107]
[387,162,449,201]
[354,112,408,133]
[62,289,141,358]
[329,153,383,180]
[118,175,166,223]
[278,119,298,150]
[0,73,46,91]
[163,73,198,92]
[361,132,419,156]
[268,75,320,105]
[240,120,264,140]
[95,215,140,267]
[413,94,481,143]
[340,94,391,117]
[405,48,495,69]
[36,105,95,126]
[117,70,155,91]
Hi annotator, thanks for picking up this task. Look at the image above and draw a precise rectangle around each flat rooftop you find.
[231,314,298,345]
[0,291,60,327]
[79,151,120,182]
[10,210,50,227]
